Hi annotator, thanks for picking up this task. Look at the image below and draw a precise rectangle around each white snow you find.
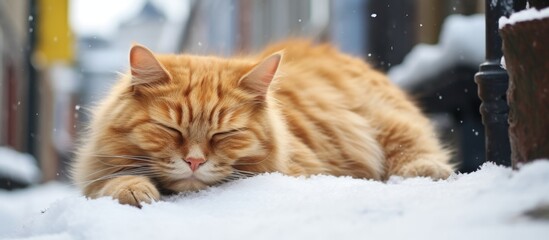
[501,56,507,70]
[389,14,485,88]
[499,7,549,29]
[0,147,41,184]
[0,182,75,236]
[1,161,549,240]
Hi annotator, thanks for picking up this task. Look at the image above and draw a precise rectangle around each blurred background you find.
[0,0,487,189]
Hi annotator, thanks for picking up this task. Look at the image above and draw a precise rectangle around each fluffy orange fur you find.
[72,40,453,207]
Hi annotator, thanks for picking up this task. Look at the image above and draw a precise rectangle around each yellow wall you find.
[36,0,73,64]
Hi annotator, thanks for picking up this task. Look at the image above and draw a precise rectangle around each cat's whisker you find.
[94,159,150,168]
[89,154,156,159]
[90,155,175,169]
[151,165,176,171]
[92,160,170,173]
[75,164,146,182]
[227,176,245,181]
[76,171,167,188]
[233,172,257,178]
[116,168,168,175]
[75,166,169,188]
[74,173,132,187]
[88,154,161,162]
[213,169,259,184]
[85,154,161,162]
[232,169,258,175]
[230,171,253,177]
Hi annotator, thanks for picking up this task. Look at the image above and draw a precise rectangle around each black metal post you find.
[26,0,39,158]
[474,0,515,166]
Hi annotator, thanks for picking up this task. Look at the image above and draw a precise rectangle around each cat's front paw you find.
[99,176,160,208]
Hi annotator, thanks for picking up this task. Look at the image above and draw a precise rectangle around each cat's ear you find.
[238,52,282,99]
[129,44,171,86]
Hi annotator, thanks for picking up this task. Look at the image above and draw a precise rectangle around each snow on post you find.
[499,6,549,167]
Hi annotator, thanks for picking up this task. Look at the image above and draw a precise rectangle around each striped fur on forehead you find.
[149,93,263,132]
[144,73,265,131]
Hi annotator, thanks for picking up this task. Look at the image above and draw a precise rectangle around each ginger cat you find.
[72,40,453,207]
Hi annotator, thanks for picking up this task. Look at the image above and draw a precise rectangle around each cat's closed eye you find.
[211,128,252,150]
[212,128,249,140]
[153,122,182,135]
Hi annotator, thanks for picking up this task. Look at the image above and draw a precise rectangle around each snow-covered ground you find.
[1,161,548,240]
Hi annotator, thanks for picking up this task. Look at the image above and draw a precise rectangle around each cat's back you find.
[263,40,418,116]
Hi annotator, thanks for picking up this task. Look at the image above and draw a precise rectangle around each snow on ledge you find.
[389,14,485,88]
[501,56,507,70]
[0,147,41,184]
[499,7,549,29]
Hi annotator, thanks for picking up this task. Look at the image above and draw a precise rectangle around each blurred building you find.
[0,1,29,152]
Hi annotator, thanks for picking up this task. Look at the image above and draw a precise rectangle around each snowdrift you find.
[1,161,549,240]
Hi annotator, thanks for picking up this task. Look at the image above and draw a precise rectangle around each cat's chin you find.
[164,177,210,193]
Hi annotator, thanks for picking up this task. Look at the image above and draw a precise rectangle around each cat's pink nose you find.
[185,157,206,171]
